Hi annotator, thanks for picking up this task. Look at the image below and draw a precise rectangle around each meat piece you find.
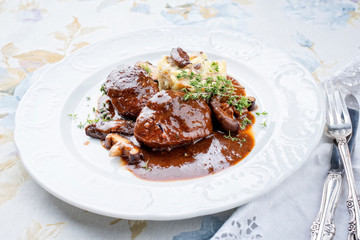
[210,95,240,133]
[170,48,190,68]
[135,61,159,80]
[134,90,213,149]
[85,120,135,140]
[105,134,143,164]
[104,65,159,120]
[228,76,246,96]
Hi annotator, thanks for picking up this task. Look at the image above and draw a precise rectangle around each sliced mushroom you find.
[104,133,143,164]
[247,96,257,111]
[170,47,190,68]
[85,119,135,140]
[210,95,240,133]
[193,63,202,70]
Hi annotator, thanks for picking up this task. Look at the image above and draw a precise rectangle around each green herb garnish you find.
[256,111,268,116]
[224,131,239,142]
[86,96,91,101]
[240,117,252,130]
[77,122,85,129]
[176,70,188,79]
[100,84,106,95]
[142,160,152,171]
[211,61,219,72]
[227,95,251,113]
[260,121,267,127]
[141,64,151,74]
[183,75,250,114]
[183,75,233,101]
[67,114,78,119]
[189,72,195,80]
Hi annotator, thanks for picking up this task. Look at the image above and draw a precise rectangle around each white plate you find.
[14,27,324,220]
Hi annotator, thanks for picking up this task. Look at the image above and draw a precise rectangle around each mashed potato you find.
[156,52,227,91]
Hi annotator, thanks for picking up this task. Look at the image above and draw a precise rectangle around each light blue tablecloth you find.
[1,1,360,239]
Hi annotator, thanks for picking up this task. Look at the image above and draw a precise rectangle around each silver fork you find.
[325,80,360,240]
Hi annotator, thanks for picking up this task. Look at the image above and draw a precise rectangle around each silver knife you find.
[311,94,359,240]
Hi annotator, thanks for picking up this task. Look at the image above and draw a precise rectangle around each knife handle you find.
[311,172,342,240]
[338,140,360,240]
[347,194,360,240]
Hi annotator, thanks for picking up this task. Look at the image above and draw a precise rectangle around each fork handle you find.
[311,172,342,240]
[338,139,360,240]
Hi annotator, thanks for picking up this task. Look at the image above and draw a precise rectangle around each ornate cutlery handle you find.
[311,173,342,240]
[338,139,360,240]
[347,195,360,240]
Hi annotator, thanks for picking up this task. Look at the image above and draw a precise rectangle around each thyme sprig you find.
[224,131,239,142]
[240,117,252,130]
[256,111,268,116]
[260,121,267,127]
[211,61,219,72]
[140,64,151,74]
[256,111,268,127]
[142,160,152,171]
[182,75,251,113]
[67,114,78,119]
[100,84,106,95]
[176,70,188,79]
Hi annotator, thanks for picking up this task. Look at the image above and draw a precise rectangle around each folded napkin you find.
[211,57,360,240]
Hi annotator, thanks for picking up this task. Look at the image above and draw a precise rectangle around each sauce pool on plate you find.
[127,112,255,181]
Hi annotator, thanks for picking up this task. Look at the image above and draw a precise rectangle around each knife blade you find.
[311,94,359,240]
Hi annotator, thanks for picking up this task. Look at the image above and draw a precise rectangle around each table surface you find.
[1,0,360,239]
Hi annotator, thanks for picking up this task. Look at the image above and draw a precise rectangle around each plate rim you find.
[14,26,325,220]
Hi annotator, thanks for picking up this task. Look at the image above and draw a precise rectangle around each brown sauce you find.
[89,61,257,182]
[126,112,255,181]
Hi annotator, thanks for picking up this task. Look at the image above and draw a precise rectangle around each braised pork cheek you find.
[83,49,259,181]
[134,90,213,149]
[104,65,159,119]
[210,95,240,133]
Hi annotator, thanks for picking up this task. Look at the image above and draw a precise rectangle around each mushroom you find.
[170,47,190,68]
[210,95,240,133]
[193,63,202,70]
[85,119,135,140]
[104,133,143,164]
[247,96,257,111]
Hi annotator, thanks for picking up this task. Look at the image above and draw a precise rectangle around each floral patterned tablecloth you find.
[1,0,360,239]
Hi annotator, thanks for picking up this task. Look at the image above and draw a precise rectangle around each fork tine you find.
[325,80,335,126]
[336,82,352,125]
[330,80,343,125]
[331,80,352,127]
[325,80,352,136]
